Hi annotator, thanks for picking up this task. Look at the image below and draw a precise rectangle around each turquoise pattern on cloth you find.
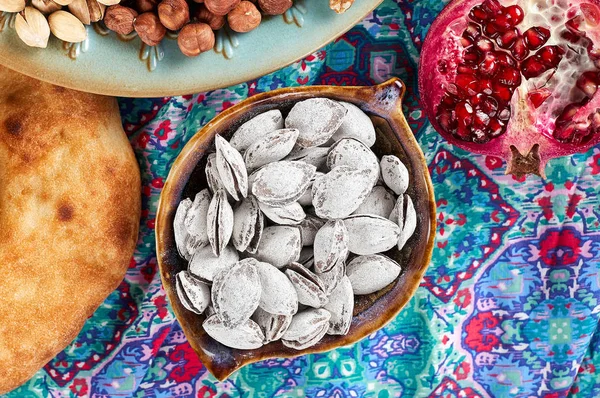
[5,0,600,396]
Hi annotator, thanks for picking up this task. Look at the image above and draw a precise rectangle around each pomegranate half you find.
[419,0,600,177]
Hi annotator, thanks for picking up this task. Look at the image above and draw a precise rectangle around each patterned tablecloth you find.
[6,0,600,397]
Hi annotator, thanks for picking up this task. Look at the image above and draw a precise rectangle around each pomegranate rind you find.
[419,0,600,178]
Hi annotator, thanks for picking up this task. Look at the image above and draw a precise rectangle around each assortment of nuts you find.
[2,0,357,54]
[173,98,417,350]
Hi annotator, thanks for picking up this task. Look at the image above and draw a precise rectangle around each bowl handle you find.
[354,78,408,127]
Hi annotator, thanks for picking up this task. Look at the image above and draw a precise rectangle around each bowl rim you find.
[155,78,437,380]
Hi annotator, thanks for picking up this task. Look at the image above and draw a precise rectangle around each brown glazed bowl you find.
[155,78,437,381]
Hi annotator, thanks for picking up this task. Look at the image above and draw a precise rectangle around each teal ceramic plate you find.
[0,0,382,97]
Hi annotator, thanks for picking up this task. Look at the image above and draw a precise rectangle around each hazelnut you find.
[227,1,260,33]
[133,11,166,46]
[177,21,214,57]
[157,0,188,30]
[193,4,224,30]
[104,5,137,34]
[258,0,291,15]
[135,0,157,13]
[203,0,238,16]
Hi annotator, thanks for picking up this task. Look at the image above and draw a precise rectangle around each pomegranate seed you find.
[476,38,494,52]
[561,30,582,44]
[474,110,491,127]
[523,27,551,50]
[481,95,499,116]
[456,124,472,140]
[441,95,457,107]
[480,78,493,94]
[521,56,548,79]
[511,37,529,61]
[528,88,552,108]
[446,83,459,96]
[536,45,564,67]
[469,5,489,23]
[484,22,500,38]
[497,66,522,87]
[463,22,482,41]
[493,14,513,32]
[456,101,474,126]
[577,72,599,97]
[505,5,524,25]
[565,16,584,34]
[479,53,499,76]
[498,108,511,121]
[455,73,479,96]
[556,104,581,126]
[481,0,502,15]
[494,51,517,67]
[437,109,458,133]
[457,64,478,75]
[488,118,504,137]
[581,3,600,27]
[496,29,518,49]
[461,37,474,47]
[463,47,482,65]
[493,82,513,103]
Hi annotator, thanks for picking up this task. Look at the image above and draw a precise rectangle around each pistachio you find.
[68,0,105,24]
[53,0,74,5]
[0,0,25,12]
[15,7,50,48]
[346,254,401,295]
[212,258,261,328]
[48,10,87,42]
[285,98,347,148]
[31,0,61,14]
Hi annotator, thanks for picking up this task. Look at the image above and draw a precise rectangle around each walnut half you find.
[329,0,355,14]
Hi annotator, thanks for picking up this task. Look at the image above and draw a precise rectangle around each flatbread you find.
[0,66,141,394]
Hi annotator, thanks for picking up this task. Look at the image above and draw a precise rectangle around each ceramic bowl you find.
[155,78,437,380]
[0,0,382,97]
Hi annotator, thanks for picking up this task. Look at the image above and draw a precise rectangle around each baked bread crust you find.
[0,66,141,394]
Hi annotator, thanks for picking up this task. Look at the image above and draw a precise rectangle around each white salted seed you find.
[203,315,265,350]
[188,244,239,283]
[326,138,380,184]
[174,198,193,260]
[175,271,211,314]
[249,226,302,268]
[353,186,396,218]
[252,307,292,343]
[380,155,409,195]
[312,166,374,219]
[230,110,284,151]
[215,135,248,201]
[258,201,306,225]
[346,254,401,295]
[324,275,353,335]
[285,98,347,148]
[344,214,401,255]
[398,194,417,251]
[328,101,376,147]
[206,188,234,257]
[231,196,261,252]
[252,161,316,206]
[244,128,299,171]
[212,258,262,328]
[254,261,298,316]
[313,219,348,273]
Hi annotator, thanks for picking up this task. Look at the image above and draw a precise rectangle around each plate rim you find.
[0,1,384,97]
